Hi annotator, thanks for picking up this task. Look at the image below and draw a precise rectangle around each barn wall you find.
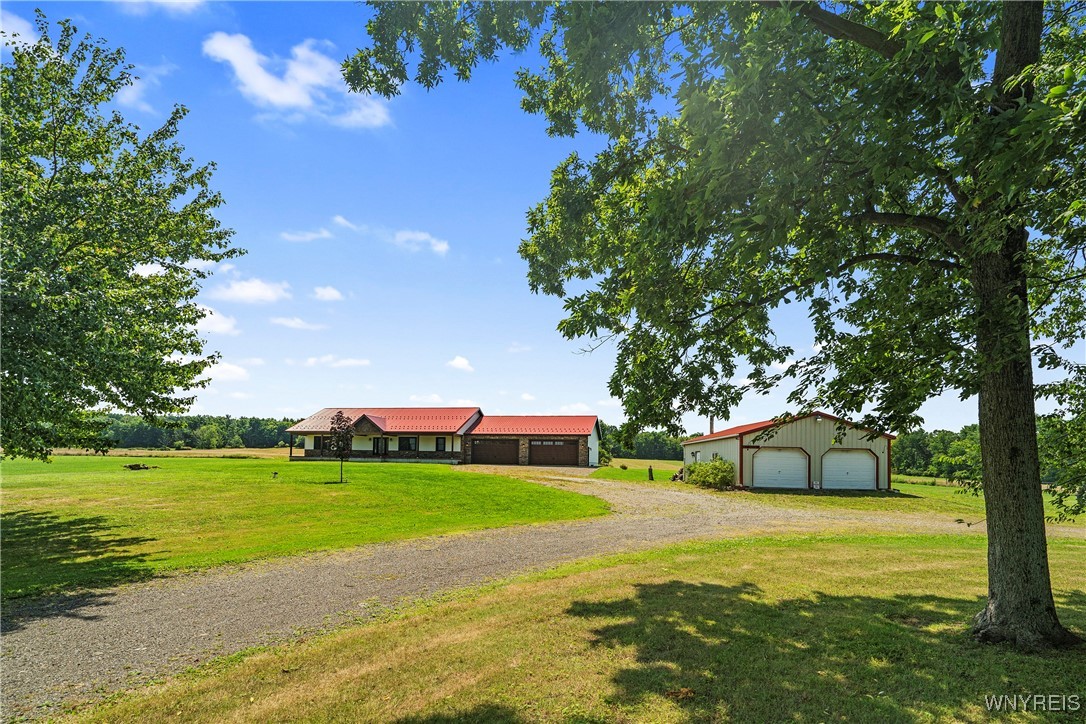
[738,417,889,488]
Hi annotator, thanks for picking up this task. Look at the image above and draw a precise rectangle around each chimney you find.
[709,416,715,434]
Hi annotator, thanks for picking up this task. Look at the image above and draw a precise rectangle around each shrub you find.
[619,464,628,470]
[686,459,737,490]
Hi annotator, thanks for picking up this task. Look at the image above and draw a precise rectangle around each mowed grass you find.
[591,458,683,482]
[593,462,1081,527]
[0,456,609,599]
[76,534,1086,723]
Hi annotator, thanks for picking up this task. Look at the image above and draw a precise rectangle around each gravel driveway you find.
[0,469,993,720]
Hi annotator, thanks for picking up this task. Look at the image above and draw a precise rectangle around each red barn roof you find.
[468,415,599,436]
[682,411,894,444]
[286,407,481,434]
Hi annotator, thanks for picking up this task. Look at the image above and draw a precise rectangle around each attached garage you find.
[471,439,520,465]
[681,411,895,490]
[821,449,877,489]
[463,415,602,466]
[528,440,579,466]
[752,448,808,488]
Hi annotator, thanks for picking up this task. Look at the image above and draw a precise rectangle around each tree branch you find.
[852,210,964,253]
[686,251,961,325]
[792,2,903,60]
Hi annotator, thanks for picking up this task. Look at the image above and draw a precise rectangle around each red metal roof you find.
[682,411,894,444]
[468,415,599,436]
[286,407,481,434]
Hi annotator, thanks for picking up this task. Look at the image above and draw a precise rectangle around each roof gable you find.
[682,411,895,444]
[286,407,481,434]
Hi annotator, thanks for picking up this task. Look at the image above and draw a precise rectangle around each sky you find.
[4,0,1066,434]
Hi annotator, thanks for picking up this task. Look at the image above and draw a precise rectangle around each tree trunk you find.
[970,229,1079,650]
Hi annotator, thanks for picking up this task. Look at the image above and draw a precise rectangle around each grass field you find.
[0,456,609,599]
[50,447,291,459]
[76,533,1086,723]
[591,458,683,482]
[591,463,1081,527]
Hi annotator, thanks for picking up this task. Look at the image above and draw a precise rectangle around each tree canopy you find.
[346,1,1085,648]
[1,14,240,460]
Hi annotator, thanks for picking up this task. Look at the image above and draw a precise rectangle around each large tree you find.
[345,2,1085,648]
[1,14,240,460]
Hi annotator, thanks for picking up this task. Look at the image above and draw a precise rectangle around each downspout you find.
[738,434,744,488]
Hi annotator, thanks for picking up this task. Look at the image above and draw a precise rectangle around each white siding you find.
[588,425,600,467]
[681,437,740,484]
[738,416,889,489]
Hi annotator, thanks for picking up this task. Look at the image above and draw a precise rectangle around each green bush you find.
[686,458,737,490]
[598,447,612,466]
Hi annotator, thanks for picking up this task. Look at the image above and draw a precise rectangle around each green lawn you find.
[76,533,1086,723]
[744,482,1081,526]
[0,456,609,599]
[592,458,683,482]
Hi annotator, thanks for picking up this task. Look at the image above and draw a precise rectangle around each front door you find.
[372,437,388,455]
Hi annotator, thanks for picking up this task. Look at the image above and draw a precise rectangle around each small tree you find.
[327,411,354,483]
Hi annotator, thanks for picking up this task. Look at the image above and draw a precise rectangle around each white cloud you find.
[302,354,370,367]
[238,357,265,366]
[520,393,536,401]
[116,0,206,16]
[228,391,253,400]
[559,402,592,414]
[1,10,37,44]
[281,227,333,242]
[208,278,291,304]
[409,393,444,404]
[116,63,175,114]
[449,398,477,407]
[445,355,474,372]
[332,214,359,231]
[132,262,165,276]
[330,357,370,368]
[313,285,343,301]
[195,305,240,336]
[507,342,531,353]
[271,316,327,331]
[210,361,249,382]
[202,32,390,129]
[393,230,450,256]
[595,397,622,408]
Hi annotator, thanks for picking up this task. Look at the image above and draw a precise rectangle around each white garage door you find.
[753,449,808,488]
[822,449,877,490]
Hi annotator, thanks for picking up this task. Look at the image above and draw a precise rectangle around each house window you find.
[372,438,388,455]
[435,437,446,452]
[313,436,325,451]
[692,451,701,463]
[399,437,418,451]
[712,452,719,460]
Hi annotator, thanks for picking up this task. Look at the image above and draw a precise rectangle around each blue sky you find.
[3,1,1040,434]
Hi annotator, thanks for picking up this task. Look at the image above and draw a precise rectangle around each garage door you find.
[821,449,877,489]
[472,439,519,465]
[528,440,579,466]
[752,449,808,488]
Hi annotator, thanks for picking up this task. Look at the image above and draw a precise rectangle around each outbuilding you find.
[681,412,894,490]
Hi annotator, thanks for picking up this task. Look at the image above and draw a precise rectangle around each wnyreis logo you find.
[985,694,1081,713]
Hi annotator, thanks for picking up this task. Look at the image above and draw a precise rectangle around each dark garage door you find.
[528,440,579,466]
[472,439,519,465]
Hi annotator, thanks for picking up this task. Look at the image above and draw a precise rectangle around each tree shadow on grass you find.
[568,581,1085,722]
[1,509,156,631]
[395,703,525,723]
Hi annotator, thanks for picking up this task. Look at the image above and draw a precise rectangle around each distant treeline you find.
[98,414,301,450]
[599,422,689,461]
[891,418,1072,484]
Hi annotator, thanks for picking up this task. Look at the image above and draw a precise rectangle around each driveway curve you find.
[1,469,988,720]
